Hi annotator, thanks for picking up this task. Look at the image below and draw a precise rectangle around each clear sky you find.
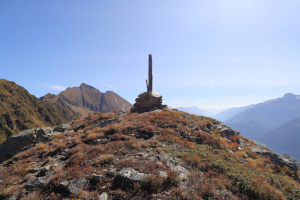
[1,0,300,108]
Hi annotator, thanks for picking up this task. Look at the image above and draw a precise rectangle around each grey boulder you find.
[113,168,149,189]
[67,177,93,194]
[0,129,46,163]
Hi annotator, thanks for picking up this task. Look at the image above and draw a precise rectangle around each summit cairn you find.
[131,54,167,113]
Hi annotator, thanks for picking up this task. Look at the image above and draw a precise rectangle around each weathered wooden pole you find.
[147,54,153,92]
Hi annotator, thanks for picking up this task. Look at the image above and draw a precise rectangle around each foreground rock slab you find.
[0,129,45,163]
[67,177,93,194]
[0,124,72,163]
[113,167,149,189]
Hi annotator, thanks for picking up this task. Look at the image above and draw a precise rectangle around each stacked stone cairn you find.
[131,54,166,113]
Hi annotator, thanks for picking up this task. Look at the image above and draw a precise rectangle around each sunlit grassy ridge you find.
[0,79,80,143]
[0,108,299,199]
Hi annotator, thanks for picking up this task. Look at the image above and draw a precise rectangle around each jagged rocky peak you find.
[80,83,88,87]
[131,54,167,113]
[40,83,132,114]
[39,93,56,101]
[79,83,95,90]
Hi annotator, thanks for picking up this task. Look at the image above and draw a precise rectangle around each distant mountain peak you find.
[41,83,132,114]
[80,83,94,89]
[283,93,297,99]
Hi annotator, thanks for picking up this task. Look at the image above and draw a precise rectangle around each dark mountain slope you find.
[100,91,132,112]
[225,93,300,139]
[0,79,80,143]
[259,116,300,161]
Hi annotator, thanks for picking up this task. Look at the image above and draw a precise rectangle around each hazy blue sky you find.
[1,0,300,108]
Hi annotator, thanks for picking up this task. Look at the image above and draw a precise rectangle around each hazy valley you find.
[179,93,300,162]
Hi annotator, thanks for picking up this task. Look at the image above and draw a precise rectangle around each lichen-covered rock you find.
[0,125,69,163]
[173,166,189,181]
[215,124,239,136]
[159,171,168,178]
[113,168,149,189]
[239,139,249,147]
[167,157,179,167]
[24,175,52,192]
[118,168,149,182]
[67,177,92,194]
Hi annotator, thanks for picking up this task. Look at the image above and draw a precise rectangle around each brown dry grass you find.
[1,109,300,200]
[92,154,114,165]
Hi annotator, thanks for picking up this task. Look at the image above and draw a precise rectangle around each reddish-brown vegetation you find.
[0,108,299,199]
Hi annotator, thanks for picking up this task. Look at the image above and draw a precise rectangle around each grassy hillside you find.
[0,79,81,143]
[0,109,299,199]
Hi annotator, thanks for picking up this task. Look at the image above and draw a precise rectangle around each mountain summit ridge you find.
[41,83,132,115]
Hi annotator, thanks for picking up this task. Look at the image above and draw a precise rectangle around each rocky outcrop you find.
[215,124,240,137]
[0,129,45,163]
[67,177,93,194]
[173,166,189,181]
[25,175,52,192]
[250,146,300,172]
[0,124,72,163]
[113,168,149,189]
[131,90,167,113]
[118,168,149,182]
